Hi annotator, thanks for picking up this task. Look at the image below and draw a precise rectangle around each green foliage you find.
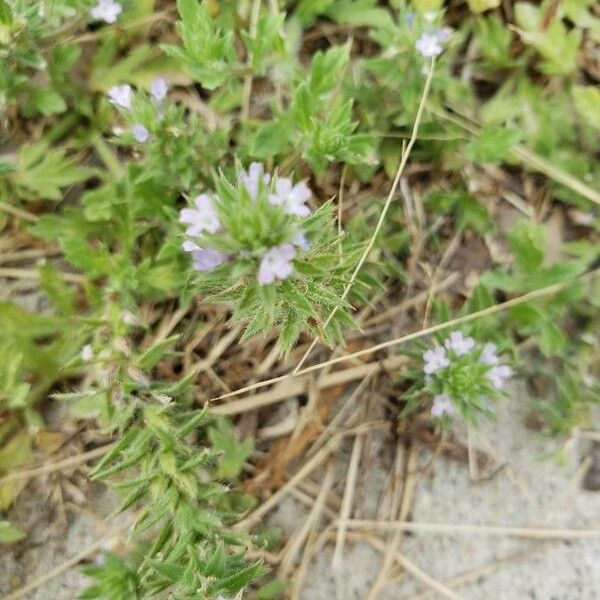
[73,307,265,599]
[252,43,374,173]
[2,1,599,598]
[0,520,25,543]
[162,0,237,89]
[402,331,513,425]
[180,165,362,352]
[481,220,589,357]
[465,126,521,165]
[467,0,501,13]
[80,553,139,600]
[515,1,581,75]
[573,86,600,131]
[0,0,89,116]
[4,140,94,202]
[208,419,253,479]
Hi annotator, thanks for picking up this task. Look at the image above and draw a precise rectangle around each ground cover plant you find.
[1,0,599,598]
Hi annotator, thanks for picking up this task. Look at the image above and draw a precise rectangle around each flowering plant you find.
[404,331,513,424]
[178,162,360,352]
[105,78,228,190]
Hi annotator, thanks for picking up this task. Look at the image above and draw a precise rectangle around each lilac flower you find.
[416,27,452,58]
[423,346,450,375]
[487,365,513,390]
[437,27,452,42]
[182,240,227,271]
[107,84,132,110]
[179,194,221,236]
[150,77,168,103]
[480,343,499,366]
[131,123,150,143]
[292,231,310,251]
[269,177,312,217]
[191,248,228,272]
[416,32,443,58]
[239,162,270,201]
[182,240,200,253]
[431,394,455,418]
[258,244,296,285]
[445,331,475,356]
[90,0,122,23]
[404,11,415,27]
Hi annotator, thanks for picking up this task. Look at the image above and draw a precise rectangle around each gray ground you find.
[273,385,600,599]
[1,384,598,599]
[0,482,127,599]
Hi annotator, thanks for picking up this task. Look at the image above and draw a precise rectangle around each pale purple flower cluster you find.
[90,0,122,23]
[238,162,312,218]
[431,394,455,417]
[108,84,132,110]
[415,27,452,58]
[131,123,150,143]
[183,242,228,272]
[179,194,221,236]
[239,162,271,201]
[487,364,513,390]
[180,163,312,284]
[180,194,228,272]
[258,244,296,285]
[150,77,168,103]
[445,331,475,356]
[480,342,499,365]
[107,78,169,144]
[423,345,450,375]
[424,332,513,418]
[269,178,312,217]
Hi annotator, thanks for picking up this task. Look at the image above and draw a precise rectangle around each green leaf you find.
[0,521,25,544]
[507,220,546,274]
[538,318,567,357]
[137,335,179,371]
[465,126,521,165]
[215,562,267,596]
[14,141,93,201]
[208,419,253,479]
[26,89,67,117]
[38,262,76,316]
[516,4,581,75]
[467,0,501,12]
[0,0,13,25]
[573,86,600,131]
[256,578,289,599]
[252,120,289,159]
[308,43,350,96]
[326,0,391,28]
[162,0,235,89]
